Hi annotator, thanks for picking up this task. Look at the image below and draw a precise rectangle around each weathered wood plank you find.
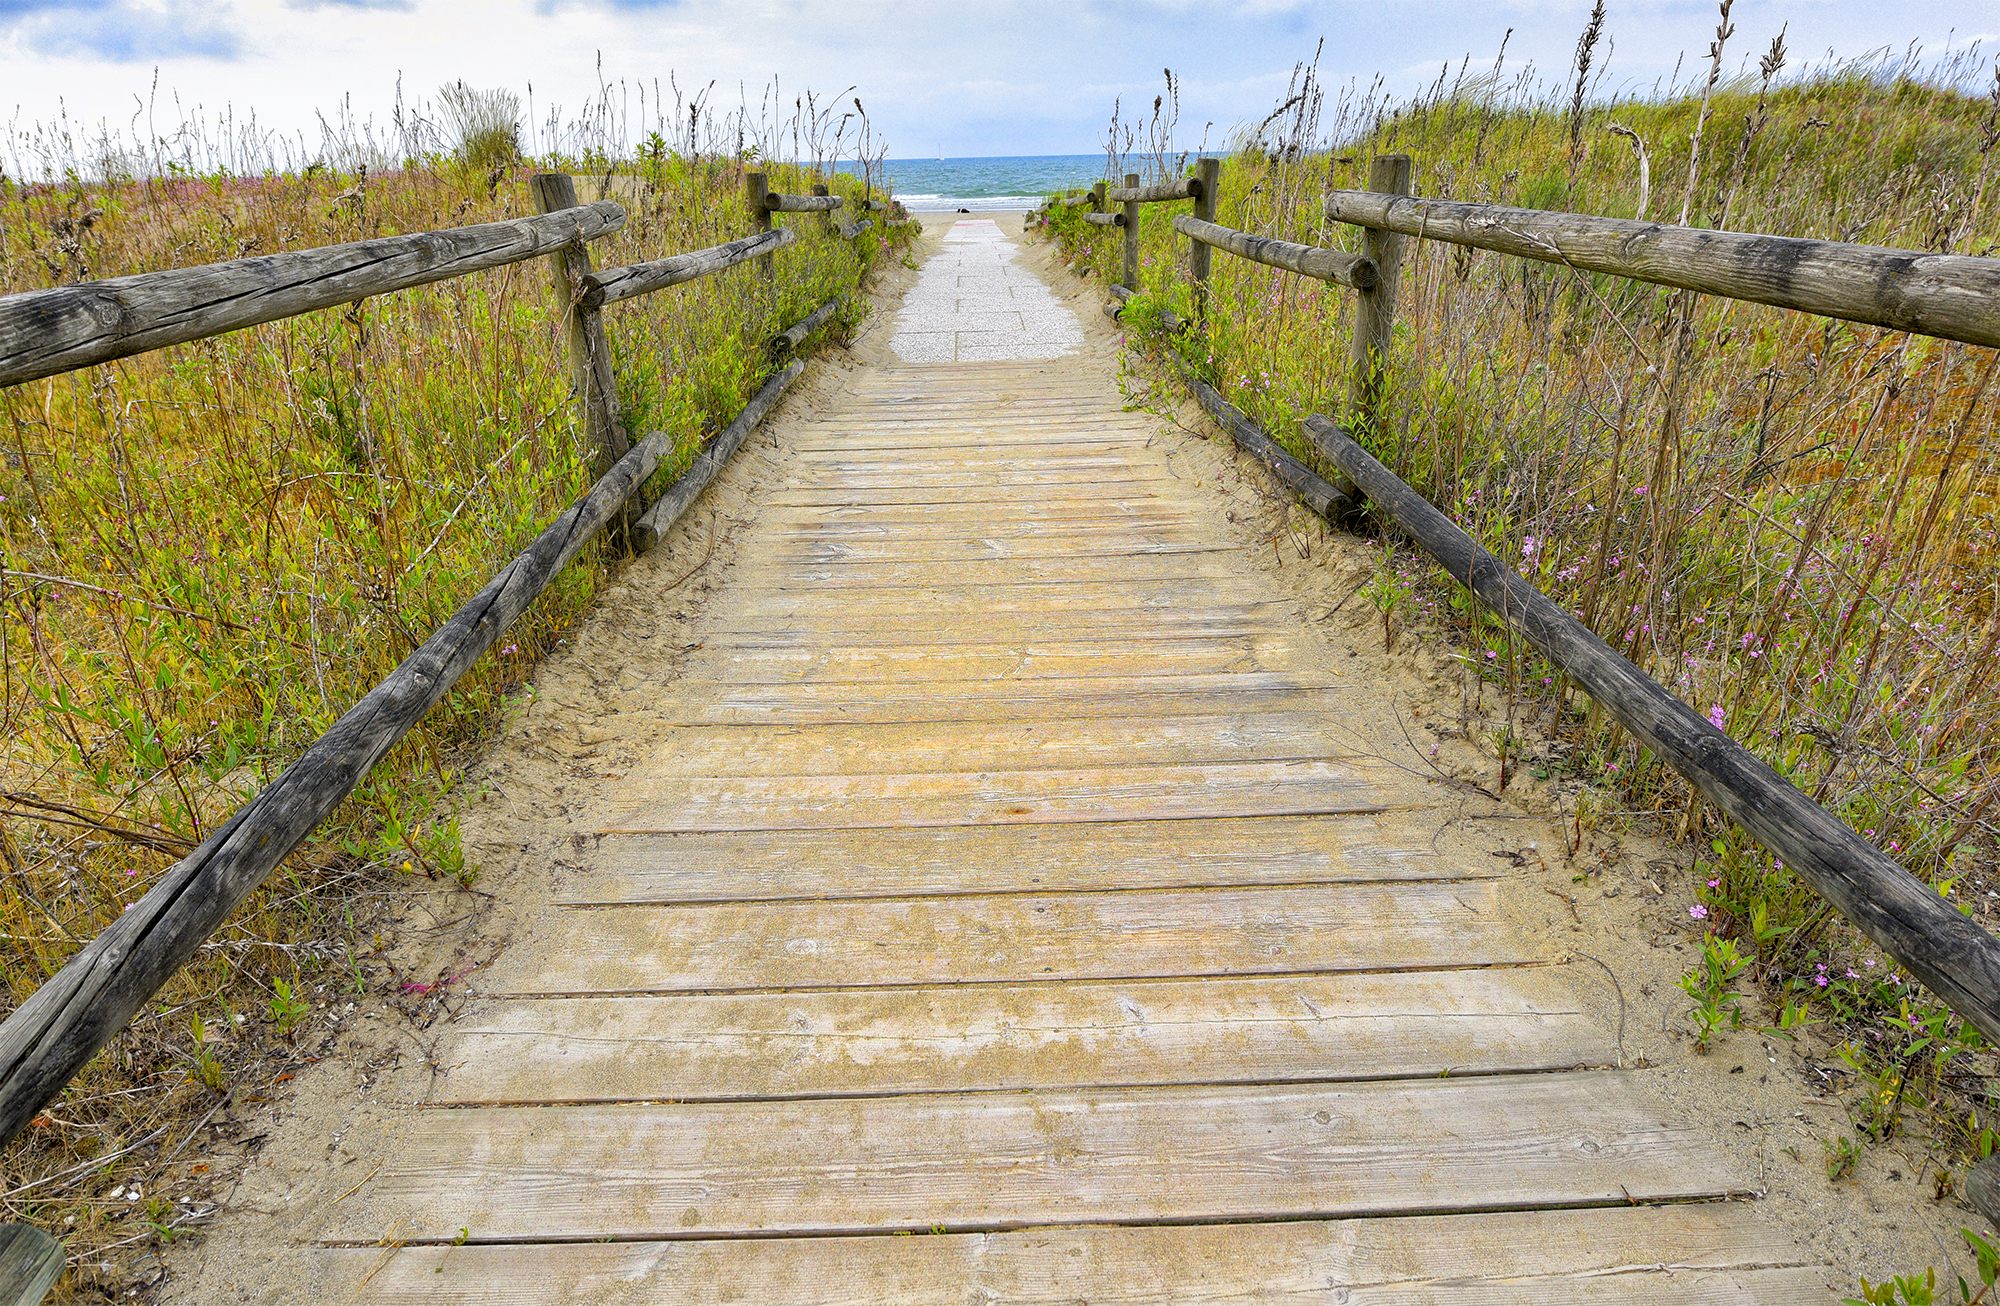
[686,676,1341,726]
[1325,188,2000,348]
[509,882,1519,995]
[603,713,1354,776]
[599,759,1390,832]
[1305,412,2000,1043]
[432,968,1606,1104]
[582,229,795,307]
[1173,216,1378,290]
[0,1224,62,1306]
[315,1073,1745,1242]
[0,202,624,388]
[691,634,1300,681]
[728,555,1249,588]
[301,1207,1819,1304]
[565,815,1449,905]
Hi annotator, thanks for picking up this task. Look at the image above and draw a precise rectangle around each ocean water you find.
[836,155,1105,211]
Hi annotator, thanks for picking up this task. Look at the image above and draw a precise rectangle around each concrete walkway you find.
[888,218,1083,363]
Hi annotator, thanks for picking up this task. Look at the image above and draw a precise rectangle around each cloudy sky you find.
[2,0,1995,168]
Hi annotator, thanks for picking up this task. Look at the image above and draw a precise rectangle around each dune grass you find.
[0,93,910,1280]
[1044,40,2000,1185]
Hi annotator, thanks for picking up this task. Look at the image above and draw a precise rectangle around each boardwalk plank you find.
[304,1206,1818,1304]
[316,1074,1748,1242]
[598,759,1390,832]
[607,714,1359,773]
[432,968,1609,1104]
[506,882,1525,994]
[564,816,1449,905]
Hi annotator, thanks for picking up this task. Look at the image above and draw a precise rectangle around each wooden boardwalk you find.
[227,224,1824,1301]
[265,359,1821,1301]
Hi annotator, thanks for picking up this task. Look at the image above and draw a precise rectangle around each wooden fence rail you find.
[0,202,625,388]
[0,167,887,1148]
[1304,412,2000,1042]
[1172,216,1377,290]
[1323,190,2000,349]
[0,420,677,1144]
[1116,149,2000,1045]
[583,228,797,307]
[764,191,844,213]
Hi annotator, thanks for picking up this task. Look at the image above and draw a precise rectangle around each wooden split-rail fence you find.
[0,135,1997,1297]
[1039,153,2000,1107]
[0,167,886,1290]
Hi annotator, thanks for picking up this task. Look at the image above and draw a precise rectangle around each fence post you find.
[530,173,629,487]
[747,170,774,279]
[1347,153,1412,441]
[1190,155,1221,328]
[1121,172,1140,290]
[1089,180,1106,214]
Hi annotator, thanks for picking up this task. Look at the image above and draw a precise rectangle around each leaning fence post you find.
[1347,153,1412,441]
[1190,156,1221,328]
[747,170,774,280]
[531,173,629,489]
[1121,172,1141,290]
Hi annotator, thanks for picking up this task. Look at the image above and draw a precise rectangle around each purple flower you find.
[1814,974,1830,987]
[1707,877,1720,889]
[1689,904,1709,920]
[1709,705,1726,731]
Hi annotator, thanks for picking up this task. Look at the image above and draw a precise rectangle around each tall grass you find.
[1045,39,2000,1167]
[0,79,909,1279]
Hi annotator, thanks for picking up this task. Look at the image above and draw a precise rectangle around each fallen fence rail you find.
[1303,412,2000,1042]
[0,168,883,1148]
[632,358,806,553]
[0,419,679,1142]
[1103,146,2000,1044]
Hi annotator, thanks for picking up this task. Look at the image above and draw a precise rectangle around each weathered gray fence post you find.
[531,173,630,485]
[747,171,774,280]
[1347,153,1412,441]
[1190,156,1221,327]
[1121,172,1141,290]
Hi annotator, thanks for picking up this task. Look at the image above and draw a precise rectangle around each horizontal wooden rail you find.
[1174,216,1377,291]
[1324,191,2000,348]
[1107,177,1203,204]
[0,201,625,389]
[582,228,795,308]
[770,297,840,356]
[0,421,677,1144]
[633,360,804,552]
[1084,212,1125,228]
[841,218,876,241]
[765,192,843,214]
[1103,283,1188,335]
[1201,382,1356,521]
[1301,412,2000,1043]
[1056,195,1096,208]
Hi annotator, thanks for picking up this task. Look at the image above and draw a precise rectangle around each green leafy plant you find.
[268,978,310,1038]
[1681,934,1750,1051]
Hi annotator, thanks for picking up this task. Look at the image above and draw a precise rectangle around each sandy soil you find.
[144,209,1986,1301]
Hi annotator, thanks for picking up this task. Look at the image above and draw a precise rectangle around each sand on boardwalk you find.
[154,211,1980,1302]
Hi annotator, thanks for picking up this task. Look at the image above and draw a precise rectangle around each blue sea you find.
[836,155,1105,211]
